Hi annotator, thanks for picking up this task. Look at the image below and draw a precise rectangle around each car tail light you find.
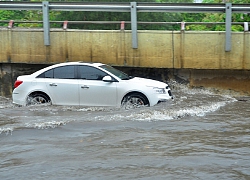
[14,80,23,88]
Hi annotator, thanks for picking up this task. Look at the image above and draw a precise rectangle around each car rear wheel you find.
[122,93,149,109]
[27,93,50,106]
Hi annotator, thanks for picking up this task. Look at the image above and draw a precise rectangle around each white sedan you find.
[12,62,173,108]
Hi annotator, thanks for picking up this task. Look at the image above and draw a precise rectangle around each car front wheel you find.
[122,93,149,109]
[27,93,50,106]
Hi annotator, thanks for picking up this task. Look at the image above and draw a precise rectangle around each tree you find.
[185,0,250,31]
[54,0,193,30]
[0,10,26,27]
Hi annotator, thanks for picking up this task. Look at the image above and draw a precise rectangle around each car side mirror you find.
[102,76,114,82]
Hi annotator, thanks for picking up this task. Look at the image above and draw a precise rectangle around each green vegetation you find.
[0,0,249,31]
[185,0,250,31]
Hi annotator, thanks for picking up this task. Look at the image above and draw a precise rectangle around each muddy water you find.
[0,83,250,180]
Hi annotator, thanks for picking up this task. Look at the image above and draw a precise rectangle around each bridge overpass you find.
[0,28,250,97]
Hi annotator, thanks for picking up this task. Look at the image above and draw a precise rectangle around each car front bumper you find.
[157,91,173,101]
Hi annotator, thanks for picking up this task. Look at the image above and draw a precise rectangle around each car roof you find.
[61,61,104,67]
[55,61,105,67]
[32,62,105,76]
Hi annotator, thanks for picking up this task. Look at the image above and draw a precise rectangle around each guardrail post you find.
[244,22,249,31]
[63,20,68,30]
[8,20,14,28]
[120,21,125,30]
[131,2,138,49]
[43,1,50,46]
[181,22,185,31]
[225,3,232,52]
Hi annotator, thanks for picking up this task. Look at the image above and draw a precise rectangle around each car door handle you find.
[81,85,89,89]
[49,83,57,87]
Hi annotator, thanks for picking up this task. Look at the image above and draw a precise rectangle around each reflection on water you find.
[0,83,250,179]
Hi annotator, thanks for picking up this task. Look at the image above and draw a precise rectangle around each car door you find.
[44,65,79,105]
[78,65,117,106]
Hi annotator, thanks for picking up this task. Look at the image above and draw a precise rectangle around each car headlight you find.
[153,87,166,94]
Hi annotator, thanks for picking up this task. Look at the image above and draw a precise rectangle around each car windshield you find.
[100,65,132,80]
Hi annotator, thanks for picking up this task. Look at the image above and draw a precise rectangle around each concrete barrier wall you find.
[0,28,250,69]
[1,28,250,97]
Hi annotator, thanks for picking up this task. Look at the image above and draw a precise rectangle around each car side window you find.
[79,66,107,80]
[44,69,53,78]
[54,66,75,79]
[37,66,75,79]
[36,69,53,78]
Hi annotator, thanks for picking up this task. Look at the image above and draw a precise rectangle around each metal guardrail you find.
[1,2,250,51]
[1,2,250,12]
[1,20,248,28]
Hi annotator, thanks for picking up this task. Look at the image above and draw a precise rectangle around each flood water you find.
[0,82,250,180]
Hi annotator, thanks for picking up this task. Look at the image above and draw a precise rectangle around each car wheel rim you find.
[27,96,48,105]
[122,97,145,109]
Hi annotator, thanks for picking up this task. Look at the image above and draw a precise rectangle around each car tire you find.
[27,93,51,106]
[122,93,149,109]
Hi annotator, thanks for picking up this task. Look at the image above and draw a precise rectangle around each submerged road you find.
[0,83,250,179]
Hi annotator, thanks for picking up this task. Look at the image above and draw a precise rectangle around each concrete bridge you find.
[1,28,250,97]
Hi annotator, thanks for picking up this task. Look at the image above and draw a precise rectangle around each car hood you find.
[125,77,167,88]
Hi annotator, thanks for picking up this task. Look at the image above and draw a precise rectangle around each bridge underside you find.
[1,63,250,97]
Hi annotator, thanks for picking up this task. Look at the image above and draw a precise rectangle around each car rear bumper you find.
[12,92,26,106]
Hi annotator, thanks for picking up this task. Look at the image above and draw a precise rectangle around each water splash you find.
[0,127,13,135]
[0,83,238,133]
[25,120,68,129]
